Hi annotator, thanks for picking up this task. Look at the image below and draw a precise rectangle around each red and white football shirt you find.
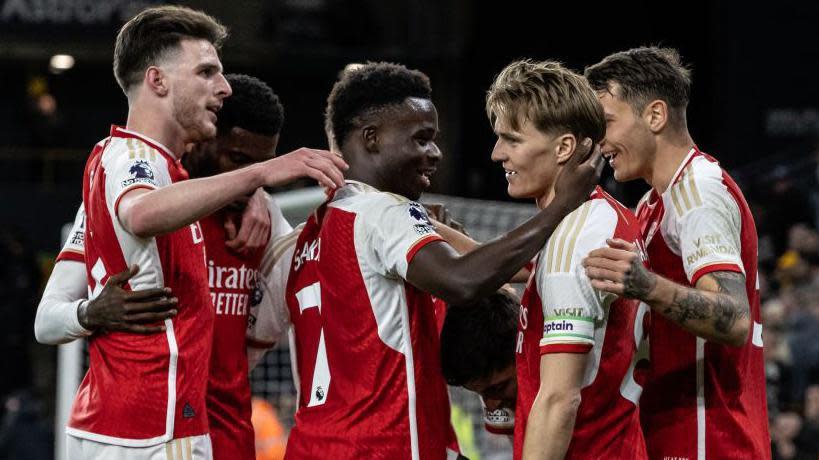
[284,181,460,460]
[636,147,770,460]
[69,126,213,446]
[201,200,291,460]
[57,204,86,264]
[515,187,649,460]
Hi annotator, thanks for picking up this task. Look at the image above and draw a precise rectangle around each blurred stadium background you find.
[1,0,819,459]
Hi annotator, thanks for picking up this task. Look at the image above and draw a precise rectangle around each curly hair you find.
[114,5,227,94]
[218,74,284,136]
[325,62,432,148]
[584,47,691,129]
[440,289,519,386]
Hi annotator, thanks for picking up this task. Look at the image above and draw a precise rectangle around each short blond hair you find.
[486,59,605,142]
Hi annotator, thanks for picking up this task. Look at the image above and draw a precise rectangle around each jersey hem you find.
[690,262,743,285]
[113,184,158,218]
[539,343,593,354]
[405,234,444,264]
[56,250,85,263]
[65,426,172,448]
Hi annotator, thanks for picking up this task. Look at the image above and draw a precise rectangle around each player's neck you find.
[535,185,556,210]
[649,131,695,193]
[125,103,186,159]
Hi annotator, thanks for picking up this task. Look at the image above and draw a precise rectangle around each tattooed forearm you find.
[657,271,750,345]
[622,259,657,299]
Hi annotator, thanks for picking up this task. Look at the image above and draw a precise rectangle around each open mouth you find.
[504,168,518,181]
[602,150,618,167]
[418,168,436,187]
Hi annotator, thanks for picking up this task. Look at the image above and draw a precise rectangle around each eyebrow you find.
[497,131,522,142]
[195,62,223,73]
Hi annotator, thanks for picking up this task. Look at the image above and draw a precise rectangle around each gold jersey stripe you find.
[561,202,593,272]
[165,441,174,460]
[271,224,304,262]
[185,437,192,460]
[677,176,693,212]
[546,210,574,273]
[548,204,583,273]
[669,183,685,216]
[687,168,703,207]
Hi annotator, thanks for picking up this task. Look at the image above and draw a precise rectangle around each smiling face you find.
[491,113,563,207]
[375,97,442,200]
[165,38,232,143]
[597,85,656,183]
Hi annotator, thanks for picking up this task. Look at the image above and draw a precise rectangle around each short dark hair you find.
[487,59,605,143]
[218,74,284,136]
[440,289,519,386]
[325,61,432,148]
[584,47,691,129]
[113,5,228,94]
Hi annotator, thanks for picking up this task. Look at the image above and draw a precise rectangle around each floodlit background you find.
[1,1,818,459]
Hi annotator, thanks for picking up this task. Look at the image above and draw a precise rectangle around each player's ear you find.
[554,133,577,165]
[643,99,668,134]
[145,66,168,97]
[362,125,379,153]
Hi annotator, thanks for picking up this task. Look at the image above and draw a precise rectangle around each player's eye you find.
[229,152,251,165]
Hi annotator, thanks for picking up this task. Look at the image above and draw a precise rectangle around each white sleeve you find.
[365,198,443,279]
[266,193,293,240]
[247,228,300,370]
[104,144,173,219]
[56,203,86,263]
[537,201,617,354]
[676,174,744,284]
[34,260,92,345]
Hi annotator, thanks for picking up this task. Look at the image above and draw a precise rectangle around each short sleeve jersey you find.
[636,147,770,460]
[514,188,649,460]
[68,126,212,447]
[283,181,460,460]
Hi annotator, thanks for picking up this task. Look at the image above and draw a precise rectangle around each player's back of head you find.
[584,47,691,131]
[113,5,228,95]
[486,59,605,143]
[218,74,284,137]
[440,289,519,387]
[325,62,432,150]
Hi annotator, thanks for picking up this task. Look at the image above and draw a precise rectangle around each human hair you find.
[218,74,284,136]
[113,5,228,94]
[584,46,691,130]
[486,59,605,143]
[440,289,519,386]
[325,61,432,148]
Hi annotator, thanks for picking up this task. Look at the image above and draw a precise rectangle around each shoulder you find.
[665,155,737,218]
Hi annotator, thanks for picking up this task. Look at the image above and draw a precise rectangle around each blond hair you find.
[486,59,605,142]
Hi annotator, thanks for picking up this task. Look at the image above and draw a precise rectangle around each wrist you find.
[641,272,662,303]
[77,300,95,331]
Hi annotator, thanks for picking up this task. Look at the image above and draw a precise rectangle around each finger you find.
[567,138,594,168]
[322,150,349,170]
[587,144,605,175]
[307,161,345,189]
[586,247,635,261]
[590,278,625,295]
[607,238,636,252]
[224,216,238,240]
[228,219,253,253]
[124,287,173,301]
[124,297,178,313]
[582,256,629,274]
[123,309,178,323]
[107,265,139,286]
[584,266,625,284]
